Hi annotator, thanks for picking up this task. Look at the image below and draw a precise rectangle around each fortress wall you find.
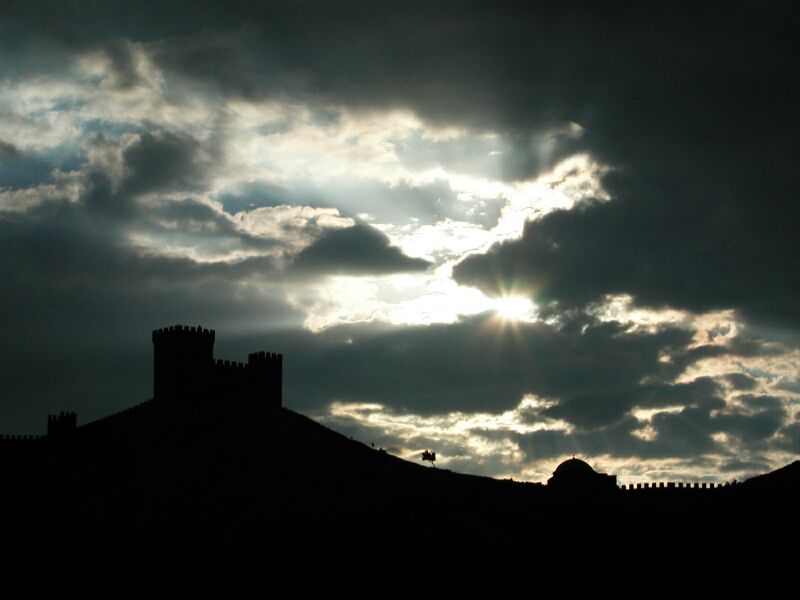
[619,481,734,491]
[0,435,46,442]
[212,359,249,400]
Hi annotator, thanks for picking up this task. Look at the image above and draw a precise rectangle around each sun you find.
[493,296,536,322]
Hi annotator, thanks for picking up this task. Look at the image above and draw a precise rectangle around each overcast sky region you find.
[1,1,798,483]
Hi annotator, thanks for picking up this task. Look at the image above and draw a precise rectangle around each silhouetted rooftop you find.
[553,457,595,477]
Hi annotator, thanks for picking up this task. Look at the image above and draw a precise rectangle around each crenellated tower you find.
[247,351,283,409]
[152,324,282,409]
[47,411,77,439]
[152,325,215,402]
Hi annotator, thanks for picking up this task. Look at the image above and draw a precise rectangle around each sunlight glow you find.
[493,296,537,322]
[290,271,544,332]
[291,271,504,331]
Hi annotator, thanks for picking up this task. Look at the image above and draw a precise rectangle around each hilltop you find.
[1,399,798,592]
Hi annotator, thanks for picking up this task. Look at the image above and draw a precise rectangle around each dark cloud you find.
[649,406,723,458]
[713,395,787,446]
[5,3,796,129]
[120,130,217,197]
[776,422,800,453]
[724,373,758,391]
[73,128,224,221]
[291,224,431,275]
[511,418,650,461]
[637,378,723,410]
[103,40,144,89]
[719,459,771,476]
[0,140,20,159]
[513,405,723,463]
[279,315,692,416]
[543,391,634,431]
[541,377,723,431]
[41,130,286,261]
[148,27,286,101]
[142,197,282,256]
[776,379,800,395]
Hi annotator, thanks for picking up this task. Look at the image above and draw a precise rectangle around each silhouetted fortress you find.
[0,324,281,442]
[152,325,282,406]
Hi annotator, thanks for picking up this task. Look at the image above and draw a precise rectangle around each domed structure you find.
[552,457,595,477]
[547,456,617,492]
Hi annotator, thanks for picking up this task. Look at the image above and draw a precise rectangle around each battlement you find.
[248,351,282,363]
[214,359,247,370]
[47,411,77,438]
[152,324,215,344]
[152,324,216,402]
[620,481,734,490]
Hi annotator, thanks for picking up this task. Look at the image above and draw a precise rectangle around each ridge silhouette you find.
[0,325,796,593]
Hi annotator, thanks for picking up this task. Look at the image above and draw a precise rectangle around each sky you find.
[1,1,798,484]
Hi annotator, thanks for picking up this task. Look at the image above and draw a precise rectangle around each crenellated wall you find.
[212,359,249,401]
[209,353,282,407]
[0,434,45,442]
[619,481,735,490]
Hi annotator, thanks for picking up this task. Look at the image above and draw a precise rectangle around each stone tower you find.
[152,325,215,402]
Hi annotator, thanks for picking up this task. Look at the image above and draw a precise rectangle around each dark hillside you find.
[1,400,797,593]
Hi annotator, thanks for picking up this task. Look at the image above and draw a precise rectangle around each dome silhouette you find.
[547,456,617,492]
[553,457,595,477]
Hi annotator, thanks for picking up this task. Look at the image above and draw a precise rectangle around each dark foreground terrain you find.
[1,398,797,594]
